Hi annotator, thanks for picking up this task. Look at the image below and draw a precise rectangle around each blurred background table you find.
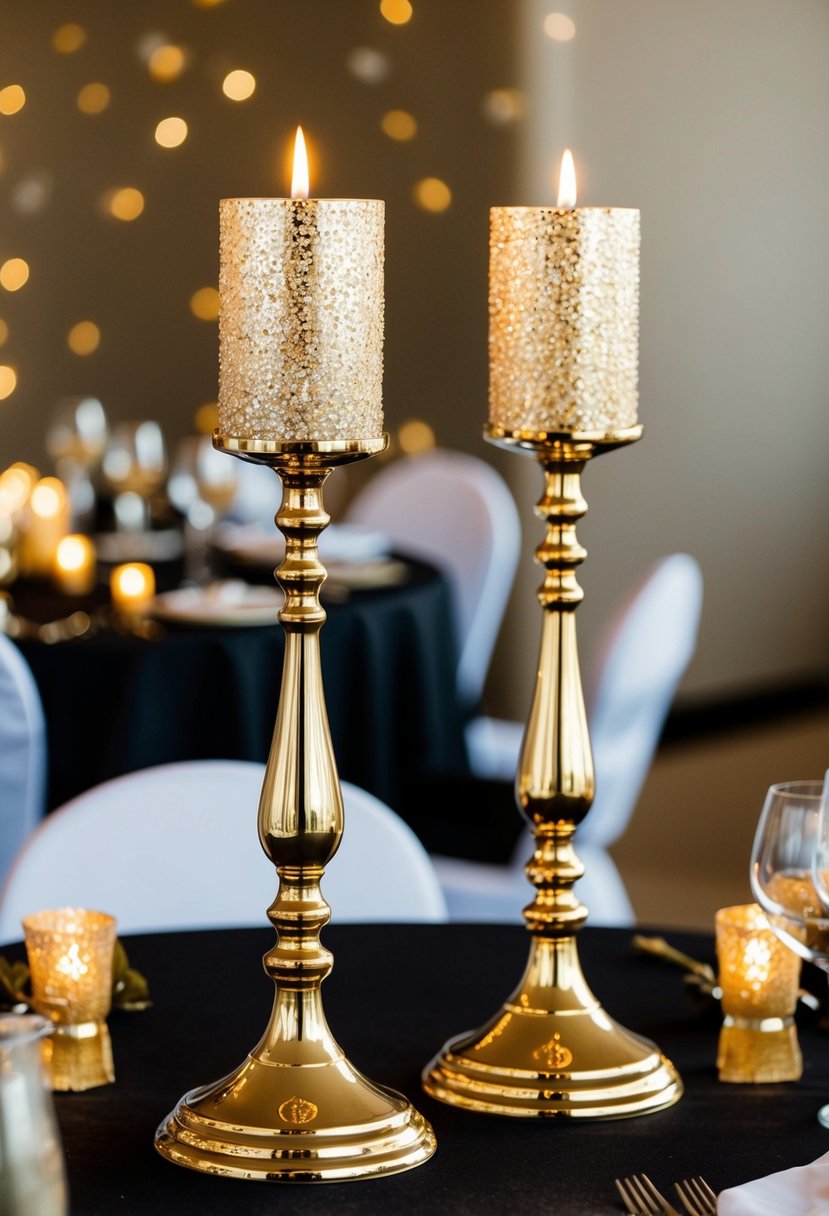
[29,922,829,1215]
[12,557,466,813]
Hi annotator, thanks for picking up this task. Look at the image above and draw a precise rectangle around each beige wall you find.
[490,0,829,719]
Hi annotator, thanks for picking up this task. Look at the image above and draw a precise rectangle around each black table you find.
[14,559,467,814]
[43,924,829,1215]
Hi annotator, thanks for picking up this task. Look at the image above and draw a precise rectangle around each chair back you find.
[0,761,447,942]
[346,449,521,710]
[576,553,703,849]
[0,635,46,883]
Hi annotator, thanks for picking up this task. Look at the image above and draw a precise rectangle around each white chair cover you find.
[0,761,447,943]
[0,635,46,885]
[346,449,521,710]
[444,554,704,926]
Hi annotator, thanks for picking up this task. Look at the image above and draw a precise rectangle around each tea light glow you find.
[110,561,155,612]
[54,534,96,595]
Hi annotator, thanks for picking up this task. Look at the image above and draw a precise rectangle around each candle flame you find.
[557,148,577,209]
[291,126,309,199]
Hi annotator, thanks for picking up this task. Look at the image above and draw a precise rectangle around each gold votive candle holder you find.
[715,903,803,1083]
[23,908,117,1092]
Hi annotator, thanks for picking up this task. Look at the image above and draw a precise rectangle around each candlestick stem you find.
[423,425,683,1118]
[157,436,436,1181]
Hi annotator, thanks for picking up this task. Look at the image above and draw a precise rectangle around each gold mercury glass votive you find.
[715,903,803,1083]
[23,908,117,1092]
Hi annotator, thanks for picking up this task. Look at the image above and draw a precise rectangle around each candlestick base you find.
[424,937,680,1118]
[423,424,681,1119]
[157,1033,435,1182]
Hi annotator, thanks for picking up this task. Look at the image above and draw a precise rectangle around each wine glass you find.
[168,437,237,584]
[102,421,167,531]
[46,396,109,527]
[750,778,829,1125]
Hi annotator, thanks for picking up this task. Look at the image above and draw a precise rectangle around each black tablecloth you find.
[14,559,467,814]
[37,924,829,1215]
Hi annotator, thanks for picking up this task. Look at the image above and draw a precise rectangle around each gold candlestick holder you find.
[423,424,683,1119]
[156,435,436,1181]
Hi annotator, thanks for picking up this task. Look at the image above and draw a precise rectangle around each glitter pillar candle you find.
[218,128,384,445]
[489,150,640,436]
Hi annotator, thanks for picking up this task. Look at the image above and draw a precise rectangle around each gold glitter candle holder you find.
[423,424,682,1118]
[23,908,116,1092]
[716,903,803,1084]
[488,207,639,435]
[218,198,384,444]
[156,435,436,1182]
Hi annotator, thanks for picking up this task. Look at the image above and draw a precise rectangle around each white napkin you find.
[717,1149,829,1214]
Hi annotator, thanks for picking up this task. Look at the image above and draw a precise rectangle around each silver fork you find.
[615,1173,681,1215]
[674,1177,717,1216]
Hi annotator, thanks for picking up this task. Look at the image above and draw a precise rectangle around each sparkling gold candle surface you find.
[219,198,384,443]
[489,206,639,435]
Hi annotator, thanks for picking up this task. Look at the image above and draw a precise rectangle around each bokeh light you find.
[190,287,220,321]
[482,88,527,126]
[0,464,38,511]
[67,321,101,356]
[194,402,219,434]
[222,70,256,101]
[413,177,452,213]
[0,86,26,116]
[77,83,111,114]
[544,12,576,41]
[0,366,16,400]
[398,418,435,454]
[192,0,227,7]
[381,110,417,140]
[52,23,87,54]
[0,258,30,291]
[12,171,52,215]
[31,478,67,519]
[346,47,390,84]
[106,187,145,221]
[148,45,187,82]
[0,319,7,347]
[380,0,413,25]
[155,116,188,148]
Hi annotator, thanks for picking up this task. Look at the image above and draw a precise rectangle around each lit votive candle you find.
[218,126,384,445]
[715,903,803,1083]
[17,477,70,579]
[110,561,155,614]
[489,149,640,437]
[23,907,117,1091]
[53,534,96,596]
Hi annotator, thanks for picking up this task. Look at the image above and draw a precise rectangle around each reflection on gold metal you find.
[278,1096,319,1125]
[156,436,436,1181]
[423,426,683,1119]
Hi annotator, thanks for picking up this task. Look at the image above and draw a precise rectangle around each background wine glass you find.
[750,778,829,1126]
[46,396,108,527]
[168,436,237,584]
[101,421,167,532]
